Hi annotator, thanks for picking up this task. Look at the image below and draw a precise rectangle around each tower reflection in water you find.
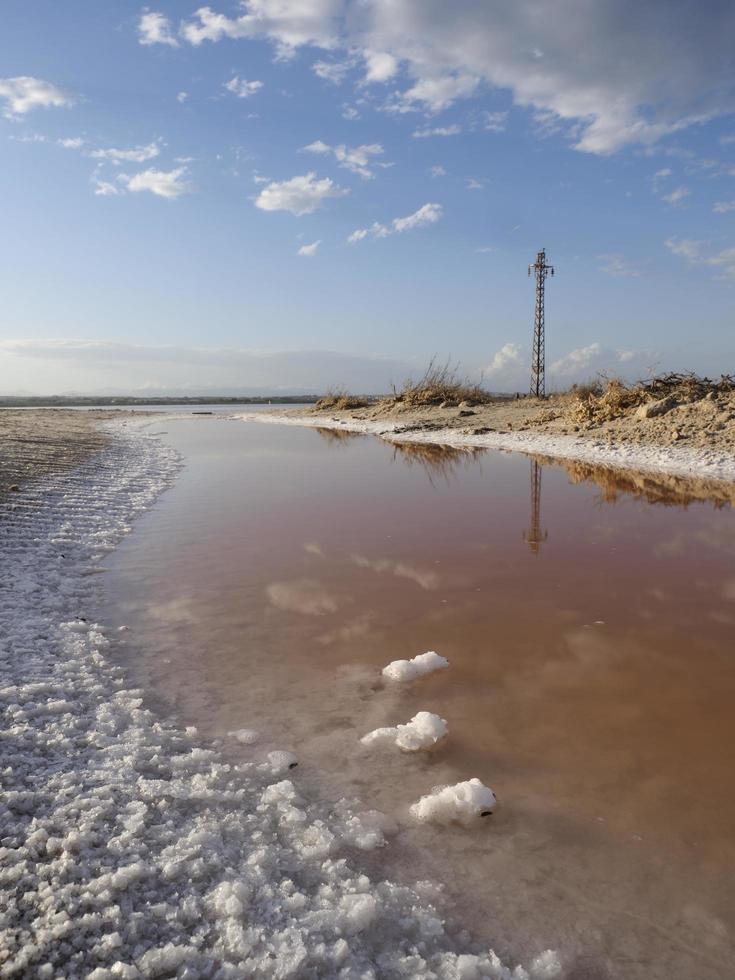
[523,459,548,554]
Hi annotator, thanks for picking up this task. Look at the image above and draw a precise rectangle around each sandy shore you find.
[0,409,115,500]
[233,396,735,496]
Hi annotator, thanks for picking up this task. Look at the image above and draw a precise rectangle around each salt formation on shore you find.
[361,711,449,751]
[0,422,558,978]
[383,650,449,682]
[411,779,498,826]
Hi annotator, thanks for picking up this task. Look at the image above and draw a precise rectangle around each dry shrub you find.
[568,377,645,424]
[313,388,370,411]
[381,358,494,410]
[567,371,735,426]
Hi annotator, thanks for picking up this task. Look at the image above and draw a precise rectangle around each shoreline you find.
[231,409,735,490]
[0,415,559,978]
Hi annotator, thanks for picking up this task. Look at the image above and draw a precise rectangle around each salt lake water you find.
[102,416,735,979]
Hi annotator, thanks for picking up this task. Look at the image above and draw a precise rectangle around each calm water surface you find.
[103,418,735,980]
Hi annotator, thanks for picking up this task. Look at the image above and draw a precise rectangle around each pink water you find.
[103,418,735,979]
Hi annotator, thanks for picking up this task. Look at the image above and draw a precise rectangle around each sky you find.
[1,0,734,395]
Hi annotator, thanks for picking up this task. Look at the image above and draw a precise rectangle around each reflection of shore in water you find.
[313,426,367,445]
[523,460,548,554]
[533,453,734,509]
[389,440,484,485]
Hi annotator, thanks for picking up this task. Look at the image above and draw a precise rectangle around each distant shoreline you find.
[0,395,321,408]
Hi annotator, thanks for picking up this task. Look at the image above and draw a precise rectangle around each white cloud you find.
[58,137,84,149]
[138,10,179,47]
[393,201,442,232]
[0,76,72,117]
[714,200,735,214]
[661,185,690,206]
[302,139,384,179]
[364,0,735,151]
[341,104,360,120]
[168,2,735,154]
[475,246,495,253]
[255,172,349,215]
[297,240,321,256]
[665,237,735,280]
[412,124,461,138]
[224,75,264,98]
[90,141,161,164]
[92,176,122,197]
[392,73,479,113]
[429,165,446,177]
[362,50,398,83]
[312,59,352,84]
[121,167,191,198]
[486,342,523,377]
[654,167,672,179]
[466,178,484,190]
[177,91,189,103]
[481,110,508,132]
[349,202,442,242]
[597,253,641,277]
[181,0,341,57]
[665,237,703,261]
[549,343,655,383]
[485,340,655,390]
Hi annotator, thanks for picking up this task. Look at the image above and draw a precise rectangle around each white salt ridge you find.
[383,650,449,682]
[362,711,449,751]
[411,779,498,826]
[0,420,559,979]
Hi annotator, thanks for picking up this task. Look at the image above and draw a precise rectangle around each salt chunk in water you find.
[267,750,298,773]
[227,729,259,745]
[382,651,448,682]
[361,712,448,752]
[410,778,497,826]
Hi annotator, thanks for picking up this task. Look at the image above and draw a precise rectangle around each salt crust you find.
[382,651,449,682]
[361,712,448,752]
[410,780,498,827]
[0,420,559,979]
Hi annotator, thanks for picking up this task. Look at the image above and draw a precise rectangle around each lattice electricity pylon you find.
[528,248,555,398]
[522,460,548,554]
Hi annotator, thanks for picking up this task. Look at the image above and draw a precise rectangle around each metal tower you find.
[528,248,555,397]
[522,460,548,554]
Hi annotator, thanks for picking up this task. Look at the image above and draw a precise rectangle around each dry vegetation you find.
[380,359,495,411]
[566,372,735,426]
[313,388,371,411]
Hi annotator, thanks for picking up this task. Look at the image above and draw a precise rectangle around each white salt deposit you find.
[0,419,558,978]
[361,711,449,751]
[410,779,498,826]
[382,650,449,682]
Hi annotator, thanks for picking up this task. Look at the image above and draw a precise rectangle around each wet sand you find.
[103,418,735,979]
[0,409,112,499]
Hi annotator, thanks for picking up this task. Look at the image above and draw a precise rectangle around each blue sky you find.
[1,0,734,394]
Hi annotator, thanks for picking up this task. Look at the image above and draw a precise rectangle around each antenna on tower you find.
[528,248,555,398]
